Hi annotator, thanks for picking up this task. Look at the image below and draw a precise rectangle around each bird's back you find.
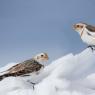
[0,59,44,81]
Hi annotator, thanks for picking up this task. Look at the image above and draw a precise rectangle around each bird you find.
[0,52,49,88]
[73,22,95,51]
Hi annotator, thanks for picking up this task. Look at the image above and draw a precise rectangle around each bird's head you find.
[33,53,49,63]
[73,23,87,33]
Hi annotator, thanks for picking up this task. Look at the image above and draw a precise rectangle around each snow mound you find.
[0,48,95,95]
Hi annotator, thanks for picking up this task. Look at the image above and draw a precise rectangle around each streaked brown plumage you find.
[0,53,48,81]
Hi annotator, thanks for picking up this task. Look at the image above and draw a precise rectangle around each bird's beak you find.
[44,53,49,60]
[45,56,49,60]
[73,24,77,30]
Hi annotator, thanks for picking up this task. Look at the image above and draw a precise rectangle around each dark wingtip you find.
[0,76,4,81]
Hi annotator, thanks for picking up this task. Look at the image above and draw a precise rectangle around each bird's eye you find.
[41,55,44,57]
[77,25,80,27]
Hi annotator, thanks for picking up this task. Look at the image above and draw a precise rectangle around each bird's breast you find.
[81,32,95,45]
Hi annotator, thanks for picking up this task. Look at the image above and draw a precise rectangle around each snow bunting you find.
[0,52,49,88]
[73,22,95,51]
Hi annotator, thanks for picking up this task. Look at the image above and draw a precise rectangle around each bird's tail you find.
[0,75,6,81]
[0,76,3,81]
[0,73,13,81]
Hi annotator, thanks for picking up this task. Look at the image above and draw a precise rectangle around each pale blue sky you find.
[0,0,95,67]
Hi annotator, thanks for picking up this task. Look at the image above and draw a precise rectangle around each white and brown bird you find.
[0,53,49,81]
[73,22,95,51]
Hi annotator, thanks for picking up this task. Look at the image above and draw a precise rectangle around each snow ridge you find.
[0,48,95,95]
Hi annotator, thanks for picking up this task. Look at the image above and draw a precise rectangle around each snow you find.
[0,48,95,95]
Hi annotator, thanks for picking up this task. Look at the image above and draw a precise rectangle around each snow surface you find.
[0,48,95,95]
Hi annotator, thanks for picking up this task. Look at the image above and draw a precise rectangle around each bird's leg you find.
[92,45,95,51]
[31,82,36,90]
[27,80,36,90]
[88,45,95,52]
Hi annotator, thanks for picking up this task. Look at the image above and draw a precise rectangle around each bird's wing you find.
[87,32,95,38]
[86,25,95,38]
[7,63,25,73]
[7,59,43,76]
[86,25,95,32]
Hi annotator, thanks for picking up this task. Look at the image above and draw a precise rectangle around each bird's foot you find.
[30,82,36,90]
[27,80,36,90]
[88,45,95,52]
